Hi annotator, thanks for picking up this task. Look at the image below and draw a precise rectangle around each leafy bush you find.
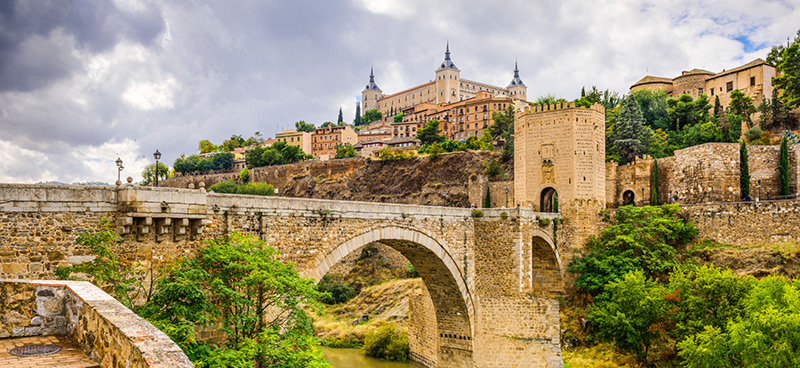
[483,158,503,178]
[405,262,419,278]
[335,143,356,159]
[174,152,235,175]
[471,209,484,218]
[317,274,356,304]
[239,167,249,183]
[745,126,763,142]
[209,180,274,196]
[363,325,408,362]
[568,205,698,296]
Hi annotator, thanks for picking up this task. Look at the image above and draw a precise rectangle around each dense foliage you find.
[174,152,235,175]
[362,325,409,362]
[209,180,275,196]
[334,143,356,159]
[779,137,790,196]
[295,120,316,132]
[568,205,698,296]
[246,141,310,168]
[363,109,382,124]
[317,274,356,304]
[140,162,172,186]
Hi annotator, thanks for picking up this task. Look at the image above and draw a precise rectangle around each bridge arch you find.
[309,225,474,367]
[530,227,563,295]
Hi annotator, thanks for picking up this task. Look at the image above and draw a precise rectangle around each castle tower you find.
[362,67,382,112]
[507,61,527,101]
[435,42,461,105]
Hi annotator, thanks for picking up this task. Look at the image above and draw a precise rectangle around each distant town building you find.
[630,59,777,109]
[353,140,388,158]
[275,129,312,155]
[362,43,528,127]
[311,125,357,161]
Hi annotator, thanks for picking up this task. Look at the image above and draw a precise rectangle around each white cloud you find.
[123,77,178,110]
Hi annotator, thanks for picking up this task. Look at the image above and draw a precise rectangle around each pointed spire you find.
[365,66,381,91]
[508,59,525,87]
[438,41,458,71]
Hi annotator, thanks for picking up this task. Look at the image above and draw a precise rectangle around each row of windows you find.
[278,136,299,143]
[313,135,340,142]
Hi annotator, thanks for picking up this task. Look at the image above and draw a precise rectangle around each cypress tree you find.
[581,86,586,98]
[650,159,659,205]
[714,95,722,118]
[740,141,750,200]
[337,107,343,124]
[354,103,362,126]
[779,137,790,196]
[484,187,492,208]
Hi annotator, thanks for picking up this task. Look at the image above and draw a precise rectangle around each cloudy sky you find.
[0,0,798,184]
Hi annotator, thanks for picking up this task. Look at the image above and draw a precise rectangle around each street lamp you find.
[115,157,124,186]
[505,187,509,208]
[153,149,161,187]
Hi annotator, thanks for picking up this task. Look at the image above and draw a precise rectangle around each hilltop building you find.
[311,125,357,161]
[275,129,312,155]
[361,44,529,141]
[362,44,528,122]
[630,59,777,109]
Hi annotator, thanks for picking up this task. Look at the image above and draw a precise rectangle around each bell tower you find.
[507,61,527,101]
[362,67,382,112]
[435,42,461,105]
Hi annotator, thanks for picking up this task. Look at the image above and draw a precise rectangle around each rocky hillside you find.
[162,151,512,207]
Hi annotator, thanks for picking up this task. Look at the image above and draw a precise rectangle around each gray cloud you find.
[0,0,797,184]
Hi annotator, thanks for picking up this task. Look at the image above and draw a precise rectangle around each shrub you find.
[209,180,274,196]
[239,167,249,183]
[538,217,551,226]
[483,158,503,178]
[500,212,508,220]
[745,126,763,142]
[363,325,408,362]
[405,262,418,278]
[471,209,484,218]
[317,274,356,304]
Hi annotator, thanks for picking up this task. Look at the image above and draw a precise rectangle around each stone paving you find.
[0,336,98,368]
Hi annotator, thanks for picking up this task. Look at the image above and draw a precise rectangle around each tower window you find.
[750,76,755,86]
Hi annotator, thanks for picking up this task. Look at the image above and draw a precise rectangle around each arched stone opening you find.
[622,190,635,206]
[540,187,558,213]
[310,226,473,368]
[531,234,563,295]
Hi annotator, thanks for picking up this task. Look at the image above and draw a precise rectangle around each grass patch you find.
[563,344,637,368]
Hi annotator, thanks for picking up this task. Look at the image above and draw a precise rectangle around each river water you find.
[322,347,426,368]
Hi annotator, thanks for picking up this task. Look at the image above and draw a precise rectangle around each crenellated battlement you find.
[516,101,605,118]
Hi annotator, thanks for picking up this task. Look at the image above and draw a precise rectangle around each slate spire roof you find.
[508,60,525,87]
[365,66,381,91]
[438,41,459,70]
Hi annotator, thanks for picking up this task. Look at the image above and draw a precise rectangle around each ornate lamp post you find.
[115,157,124,186]
[153,149,161,187]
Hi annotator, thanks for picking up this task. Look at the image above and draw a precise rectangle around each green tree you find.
[647,128,674,158]
[334,143,356,159]
[363,109,382,124]
[220,135,245,152]
[568,205,697,295]
[714,95,722,119]
[631,89,671,132]
[141,233,326,368]
[612,95,652,163]
[141,162,171,186]
[727,90,757,129]
[667,94,711,131]
[483,187,491,208]
[588,271,670,367]
[240,167,249,183]
[295,120,315,133]
[773,35,800,109]
[678,276,800,368]
[353,103,362,126]
[198,139,217,154]
[416,119,445,145]
[534,94,567,105]
[393,113,405,123]
[779,137,790,196]
[740,141,750,200]
[650,159,659,205]
[337,107,343,124]
[489,106,515,161]
[759,88,794,130]
[55,221,150,309]
[320,121,334,128]
[766,28,800,66]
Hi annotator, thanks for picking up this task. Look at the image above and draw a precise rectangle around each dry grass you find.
[563,344,638,368]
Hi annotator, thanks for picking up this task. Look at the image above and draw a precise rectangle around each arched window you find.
[540,188,558,213]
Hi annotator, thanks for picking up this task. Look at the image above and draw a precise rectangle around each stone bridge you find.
[0,184,565,368]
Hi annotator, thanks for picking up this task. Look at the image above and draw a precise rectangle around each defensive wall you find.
[0,183,564,368]
[607,142,800,207]
[0,279,192,368]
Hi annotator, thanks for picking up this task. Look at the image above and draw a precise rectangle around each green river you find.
[321,347,426,368]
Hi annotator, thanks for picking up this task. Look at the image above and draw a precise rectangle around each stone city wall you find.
[680,199,800,248]
[0,279,192,368]
[606,143,800,207]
